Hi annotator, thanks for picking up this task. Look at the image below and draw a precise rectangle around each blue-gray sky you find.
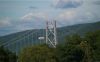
[0,0,100,36]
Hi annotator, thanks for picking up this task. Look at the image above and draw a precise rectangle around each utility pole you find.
[46,20,57,48]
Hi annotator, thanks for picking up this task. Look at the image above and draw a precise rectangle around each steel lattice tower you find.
[46,20,57,48]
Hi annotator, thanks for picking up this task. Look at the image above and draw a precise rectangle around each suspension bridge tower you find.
[46,20,57,48]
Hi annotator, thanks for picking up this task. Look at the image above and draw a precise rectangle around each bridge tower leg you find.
[46,20,57,48]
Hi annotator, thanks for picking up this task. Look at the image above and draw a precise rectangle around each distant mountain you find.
[0,21,100,54]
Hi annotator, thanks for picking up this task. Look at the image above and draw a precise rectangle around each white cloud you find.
[0,17,11,27]
[57,10,76,20]
[54,9,97,26]
[21,12,48,21]
[21,13,34,20]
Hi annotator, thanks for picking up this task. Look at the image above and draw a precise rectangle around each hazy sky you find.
[0,0,100,36]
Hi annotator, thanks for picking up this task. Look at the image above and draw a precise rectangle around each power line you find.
[4,30,37,47]
[0,30,33,47]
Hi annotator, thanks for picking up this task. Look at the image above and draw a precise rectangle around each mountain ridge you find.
[0,21,100,37]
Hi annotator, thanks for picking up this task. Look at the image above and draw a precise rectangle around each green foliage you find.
[80,41,93,62]
[65,34,82,45]
[85,30,100,49]
[56,45,84,62]
[0,46,17,62]
[58,34,84,62]
[18,44,57,62]
[84,30,100,61]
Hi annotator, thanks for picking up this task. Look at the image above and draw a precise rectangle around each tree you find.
[55,34,84,62]
[65,34,82,45]
[56,44,84,62]
[84,30,100,49]
[0,46,17,62]
[18,44,57,62]
[84,30,100,61]
[80,41,93,62]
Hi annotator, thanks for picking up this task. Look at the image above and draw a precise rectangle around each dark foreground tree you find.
[56,44,84,62]
[0,46,17,62]
[55,34,84,62]
[84,30,100,61]
[65,34,82,45]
